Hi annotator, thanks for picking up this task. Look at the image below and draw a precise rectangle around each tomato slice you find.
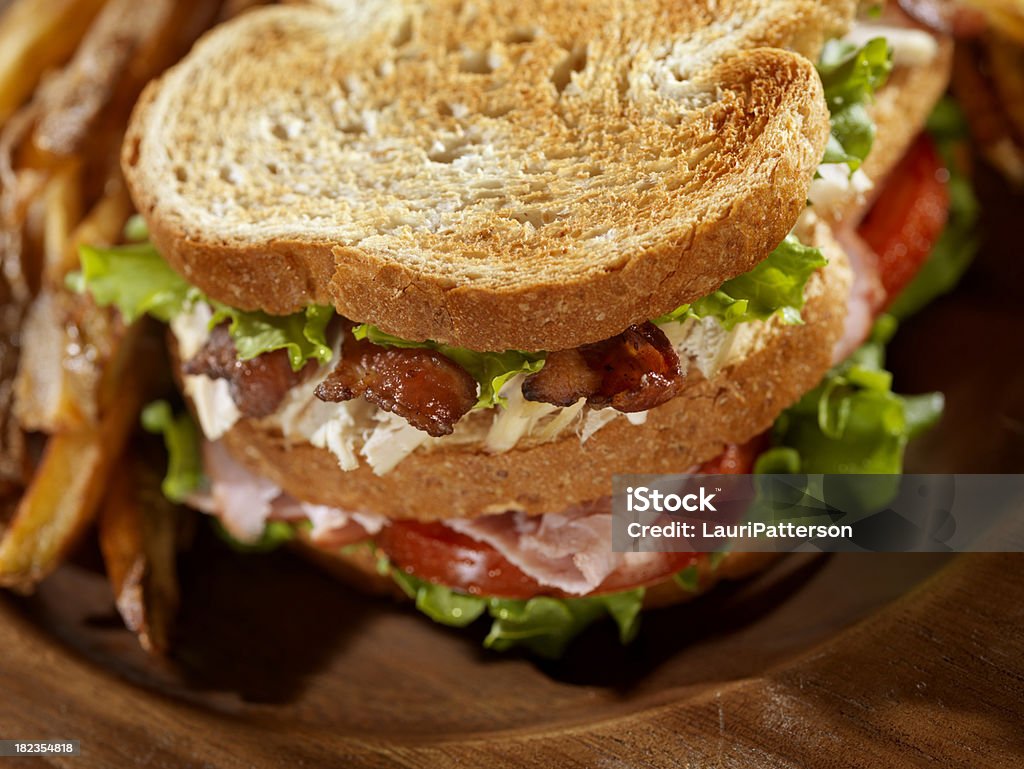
[697,433,768,474]
[377,521,548,598]
[857,133,951,307]
[378,435,765,599]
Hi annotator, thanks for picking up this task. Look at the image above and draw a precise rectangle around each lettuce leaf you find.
[71,241,334,371]
[673,564,700,592]
[889,99,980,319]
[212,519,296,553]
[71,241,197,323]
[210,302,333,371]
[655,236,827,329]
[817,37,892,170]
[487,591,646,657]
[352,324,546,409]
[756,317,943,475]
[140,400,205,503]
[389,566,644,658]
[383,548,745,655]
[391,567,489,626]
[122,213,150,243]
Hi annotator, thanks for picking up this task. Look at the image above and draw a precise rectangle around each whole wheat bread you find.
[124,0,856,351]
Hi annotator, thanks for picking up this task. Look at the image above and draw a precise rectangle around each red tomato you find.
[698,433,768,474]
[378,434,767,599]
[857,134,951,306]
[377,521,547,599]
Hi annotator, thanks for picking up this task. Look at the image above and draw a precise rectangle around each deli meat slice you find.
[833,229,885,363]
[316,334,477,437]
[446,503,666,596]
[194,440,383,545]
[196,440,281,541]
[522,322,685,412]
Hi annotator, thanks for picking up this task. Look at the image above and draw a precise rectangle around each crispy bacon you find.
[183,324,310,418]
[522,321,685,412]
[315,335,477,437]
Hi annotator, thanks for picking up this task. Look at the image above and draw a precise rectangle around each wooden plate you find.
[0,169,1022,769]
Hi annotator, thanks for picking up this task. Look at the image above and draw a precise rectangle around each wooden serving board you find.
[0,162,1022,769]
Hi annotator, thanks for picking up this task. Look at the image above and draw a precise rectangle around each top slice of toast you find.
[124,0,855,351]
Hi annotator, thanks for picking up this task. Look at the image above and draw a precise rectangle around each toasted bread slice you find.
[210,215,850,521]
[124,0,856,352]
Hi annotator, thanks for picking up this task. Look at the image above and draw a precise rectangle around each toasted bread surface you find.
[124,0,856,351]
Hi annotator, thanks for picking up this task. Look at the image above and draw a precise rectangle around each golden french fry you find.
[966,0,1024,43]
[42,162,81,286]
[0,324,150,591]
[30,0,220,168]
[98,459,181,654]
[68,174,132,255]
[13,289,97,431]
[14,170,129,433]
[0,0,108,126]
[987,32,1024,140]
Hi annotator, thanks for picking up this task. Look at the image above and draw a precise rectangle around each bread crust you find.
[123,1,857,351]
[217,231,850,521]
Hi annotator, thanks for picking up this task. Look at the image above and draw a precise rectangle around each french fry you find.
[13,290,95,430]
[0,323,151,592]
[0,0,223,594]
[68,174,132,257]
[13,166,114,433]
[967,0,1024,44]
[98,457,182,654]
[30,0,220,173]
[987,33,1024,140]
[0,0,108,126]
[41,161,81,286]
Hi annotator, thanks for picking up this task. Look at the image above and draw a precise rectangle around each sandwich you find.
[74,0,972,656]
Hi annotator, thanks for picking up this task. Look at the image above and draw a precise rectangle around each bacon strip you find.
[183,324,310,418]
[315,335,477,437]
[522,322,685,412]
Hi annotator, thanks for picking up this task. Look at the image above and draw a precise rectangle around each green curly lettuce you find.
[352,324,546,409]
[755,317,943,476]
[70,241,198,323]
[388,563,643,658]
[817,37,893,170]
[70,239,333,372]
[655,236,827,329]
[212,519,297,554]
[209,303,333,371]
[140,400,205,503]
